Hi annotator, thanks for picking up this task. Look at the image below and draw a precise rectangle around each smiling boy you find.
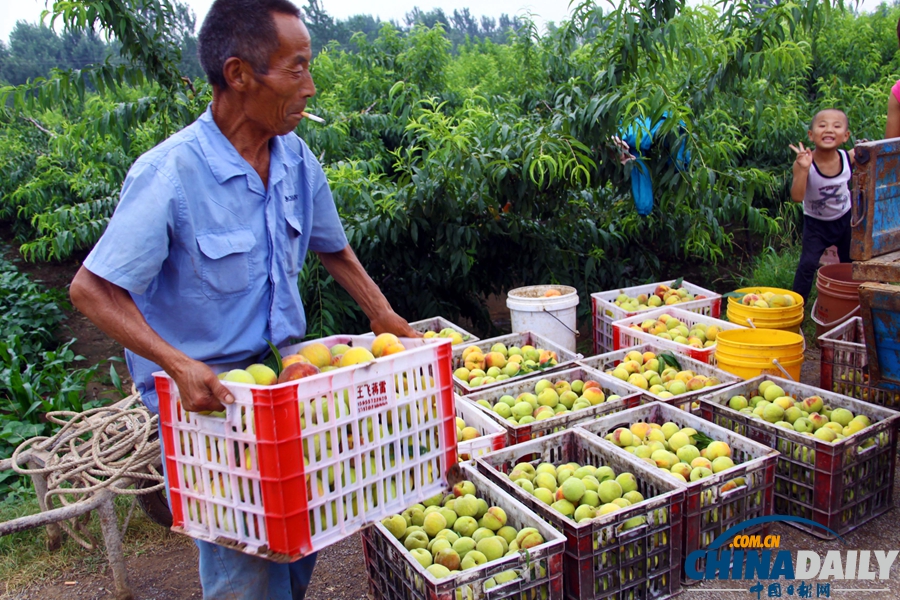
[788,109,855,303]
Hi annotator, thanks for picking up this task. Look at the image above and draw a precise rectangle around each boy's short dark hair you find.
[809,109,849,131]
[198,0,302,89]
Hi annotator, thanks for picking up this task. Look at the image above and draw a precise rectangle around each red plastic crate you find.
[819,316,900,409]
[611,307,744,365]
[156,335,457,561]
[577,402,778,583]
[461,366,643,446]
[592,279,722,354]
[698,375,900,538]
[475,428,685,600]
[361,463,566,600]
[576,344,741,409]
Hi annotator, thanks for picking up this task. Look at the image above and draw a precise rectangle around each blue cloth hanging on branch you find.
[619,113,691,216]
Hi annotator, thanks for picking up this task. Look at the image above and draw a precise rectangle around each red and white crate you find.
[364,316,479,344]
[819,316,900,409]
[156,335,457,561]
[592,280,721,354]
[611,307,744,365]
[362,463,566,600]
[577,343,741,408]
[475,428,685,600]
[577,402,778,583]
[461,366,642,445]
[698,376,900,538]
[455,394,506,461]
[452,331,581,395]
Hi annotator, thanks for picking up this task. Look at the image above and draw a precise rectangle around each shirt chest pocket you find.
[284,210,304,276]
[196,228,256,299]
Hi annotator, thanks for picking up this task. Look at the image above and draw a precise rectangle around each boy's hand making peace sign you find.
[790,142,813,170]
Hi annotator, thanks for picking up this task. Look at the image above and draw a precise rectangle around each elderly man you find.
[69,0,415,597]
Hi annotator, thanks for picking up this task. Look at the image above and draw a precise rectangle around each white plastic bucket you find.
[506,285,579,352]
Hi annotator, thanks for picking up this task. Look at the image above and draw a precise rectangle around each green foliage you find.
[738,245,804,291]
[298,254,366,338]
[1,0,895,337]
[0,257,112,498]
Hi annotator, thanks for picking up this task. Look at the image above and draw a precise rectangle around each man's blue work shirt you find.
[84,106,348,413]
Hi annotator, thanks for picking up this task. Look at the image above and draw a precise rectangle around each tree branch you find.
[21,116,57,137]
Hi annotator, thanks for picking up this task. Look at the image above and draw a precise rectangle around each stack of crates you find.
[591,280,721,354]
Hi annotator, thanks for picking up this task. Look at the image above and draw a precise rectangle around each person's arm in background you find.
[887,88,900,140]
[70,267,234,412]
[789,142,813,202]
[316,245,420,337]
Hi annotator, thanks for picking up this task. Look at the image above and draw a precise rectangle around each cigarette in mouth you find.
[301,111,325,124]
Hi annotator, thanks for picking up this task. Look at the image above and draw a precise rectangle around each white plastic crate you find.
[591,280,721,354]
[455,394,506,461]
[611,306,744,365]
[577,343,741,408]
[461,366,642,445]
[363,316,479,344]
[452,331,582,395]
[157,335,457,561]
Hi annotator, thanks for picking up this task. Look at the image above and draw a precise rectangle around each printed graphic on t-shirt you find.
[808,184,846,216]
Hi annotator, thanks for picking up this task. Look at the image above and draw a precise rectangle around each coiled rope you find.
[9,396,165,549]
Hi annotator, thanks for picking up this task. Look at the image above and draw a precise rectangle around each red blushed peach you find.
[381,342,406,357]
[277,362,320,383]
[282,354,311,368]
[582,387,606,405]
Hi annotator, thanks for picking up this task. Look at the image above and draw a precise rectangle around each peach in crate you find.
[156,335,457,561]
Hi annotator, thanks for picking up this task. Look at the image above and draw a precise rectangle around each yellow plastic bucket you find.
[714,349,805,364]
[715,352,804,380]
[714,328,805,380]
[715,328,805,358]
[727,287,804,332]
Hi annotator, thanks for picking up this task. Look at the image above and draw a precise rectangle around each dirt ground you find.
[3,248,896,600]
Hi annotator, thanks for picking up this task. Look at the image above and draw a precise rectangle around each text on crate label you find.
[355,380,394,414]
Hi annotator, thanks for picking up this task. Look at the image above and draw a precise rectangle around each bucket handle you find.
[540,307,580,337]
[745,317,807,352]
[810,300,860,329]
[772,358,797,381]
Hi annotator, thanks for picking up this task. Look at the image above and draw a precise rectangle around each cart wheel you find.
[137,480,173,528]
